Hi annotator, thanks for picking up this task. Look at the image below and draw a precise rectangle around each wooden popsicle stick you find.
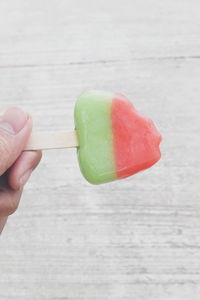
[24,130,79,151]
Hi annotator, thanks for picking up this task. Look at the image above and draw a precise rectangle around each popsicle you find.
[25,90,162,184]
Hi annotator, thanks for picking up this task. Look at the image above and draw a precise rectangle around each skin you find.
[0,107,42,234]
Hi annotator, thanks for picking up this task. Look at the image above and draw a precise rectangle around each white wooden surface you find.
[0,0,200,299]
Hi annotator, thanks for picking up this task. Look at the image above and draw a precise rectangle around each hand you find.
[0,107,42,233]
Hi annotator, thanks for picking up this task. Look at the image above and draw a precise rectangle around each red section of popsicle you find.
[111,94,162,179]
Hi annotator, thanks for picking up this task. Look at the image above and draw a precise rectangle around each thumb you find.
[0,107,32,176]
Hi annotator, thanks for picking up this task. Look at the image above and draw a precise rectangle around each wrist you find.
[0,216,8,234]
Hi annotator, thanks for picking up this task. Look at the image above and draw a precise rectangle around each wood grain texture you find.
[0,0,200,299]
[25,131,79,150]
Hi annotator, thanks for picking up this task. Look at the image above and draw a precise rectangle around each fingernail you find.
[0,107,29,135]
[20,169,33,187]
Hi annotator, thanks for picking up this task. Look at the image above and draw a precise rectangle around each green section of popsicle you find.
[74,90,116,184]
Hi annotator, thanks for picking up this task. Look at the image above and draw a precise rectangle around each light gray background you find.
[0,0,200,299]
